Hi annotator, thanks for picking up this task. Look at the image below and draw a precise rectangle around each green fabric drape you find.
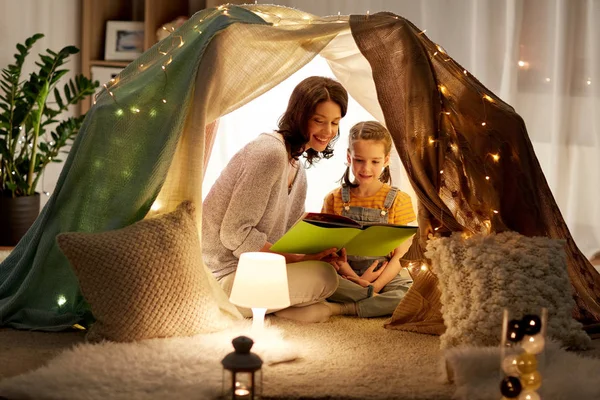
[0,5,347,330]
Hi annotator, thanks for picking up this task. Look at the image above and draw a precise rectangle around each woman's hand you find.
[360,260,388,283]
[302,247,339,262]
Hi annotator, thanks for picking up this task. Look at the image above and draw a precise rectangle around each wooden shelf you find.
[80,0,247,114]
[80,0,193,114]
[89,60,132,68]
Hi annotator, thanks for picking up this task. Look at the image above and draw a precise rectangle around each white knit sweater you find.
[202,132,307,279]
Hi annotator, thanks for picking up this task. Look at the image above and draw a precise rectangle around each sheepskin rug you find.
[426,231,591,349]
[0,317,453,400]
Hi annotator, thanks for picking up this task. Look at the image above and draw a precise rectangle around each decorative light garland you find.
[500,309,547,399]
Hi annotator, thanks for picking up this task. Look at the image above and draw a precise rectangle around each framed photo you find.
[105,21,144,61]
[91,66,123,99]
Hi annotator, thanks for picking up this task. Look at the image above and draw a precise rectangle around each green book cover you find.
[270,213,418,257]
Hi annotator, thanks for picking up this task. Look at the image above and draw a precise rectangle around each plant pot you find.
[0,193,40,246]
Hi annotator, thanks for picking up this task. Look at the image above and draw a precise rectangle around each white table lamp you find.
[229,252,290,331]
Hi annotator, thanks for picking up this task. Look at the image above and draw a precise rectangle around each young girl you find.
[321,121,416,318]
[203,76,349,323]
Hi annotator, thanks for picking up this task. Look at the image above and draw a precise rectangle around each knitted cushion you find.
[57,201,241,342]
[425,231,590,349]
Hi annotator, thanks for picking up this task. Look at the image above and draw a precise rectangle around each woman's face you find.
[305,100,342,152]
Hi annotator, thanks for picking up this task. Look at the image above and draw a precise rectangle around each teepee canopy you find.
[0,4,599,332]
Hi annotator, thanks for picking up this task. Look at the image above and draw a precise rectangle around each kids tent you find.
[1,4,599,332]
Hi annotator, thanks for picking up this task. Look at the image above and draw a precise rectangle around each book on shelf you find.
[269,212,417,257]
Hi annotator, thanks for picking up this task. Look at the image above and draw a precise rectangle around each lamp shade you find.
[229,252,290,309]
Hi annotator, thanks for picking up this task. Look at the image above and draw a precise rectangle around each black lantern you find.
[222,336,263,400]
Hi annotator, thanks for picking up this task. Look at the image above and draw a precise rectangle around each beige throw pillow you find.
[57,201,241,342]
[426,231,590,350]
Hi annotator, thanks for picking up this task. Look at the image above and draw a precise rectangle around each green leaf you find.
[1,33,93,195]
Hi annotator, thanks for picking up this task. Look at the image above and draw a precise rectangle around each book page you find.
[344,225,418,256]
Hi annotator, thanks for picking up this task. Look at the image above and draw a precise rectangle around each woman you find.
[202,76,349,322]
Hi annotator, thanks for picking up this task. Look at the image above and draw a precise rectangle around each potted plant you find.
[0,33,98,246]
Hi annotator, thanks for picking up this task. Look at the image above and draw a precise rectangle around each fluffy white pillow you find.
[426,231,590,349]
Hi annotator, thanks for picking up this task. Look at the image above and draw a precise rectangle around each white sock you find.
[338,302,358,316]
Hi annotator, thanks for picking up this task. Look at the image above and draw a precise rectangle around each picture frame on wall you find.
[105,21,144,61]
[91,66,124,100]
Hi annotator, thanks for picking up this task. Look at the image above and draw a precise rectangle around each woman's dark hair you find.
[341,121,393,188]
[277,76,348,165]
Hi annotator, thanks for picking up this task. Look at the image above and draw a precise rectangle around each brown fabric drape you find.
[349,13,600,333]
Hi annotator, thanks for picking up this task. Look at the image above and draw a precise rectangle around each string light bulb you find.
[491,153,500,162]
[483,94,494,102]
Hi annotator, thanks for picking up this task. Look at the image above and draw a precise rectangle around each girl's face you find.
[347,139,390,187]
[305,100,342,152]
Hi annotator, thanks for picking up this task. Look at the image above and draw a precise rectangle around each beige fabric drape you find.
[151,7,350,217]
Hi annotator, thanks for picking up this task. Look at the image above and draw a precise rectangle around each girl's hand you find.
[361,260,388,283]
[331,259,357,278]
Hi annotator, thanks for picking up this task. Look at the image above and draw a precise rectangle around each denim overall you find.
[327,184,413,317]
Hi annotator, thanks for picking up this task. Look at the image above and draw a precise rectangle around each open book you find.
[270,212,418,257]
